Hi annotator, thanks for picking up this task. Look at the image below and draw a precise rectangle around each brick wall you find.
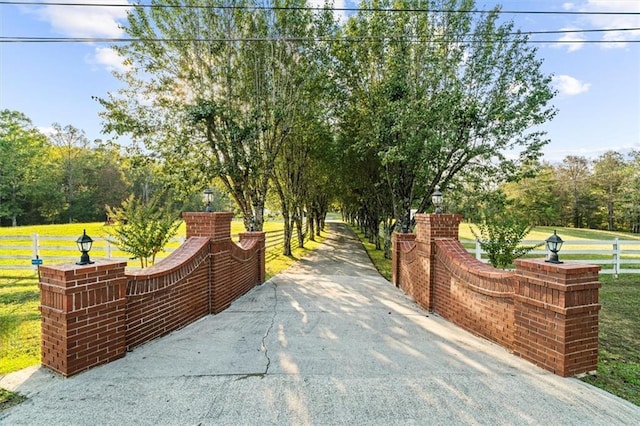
[392,213,601,377]
[39,212,265,376]
[39,261,127,377]
[514,259,601,376]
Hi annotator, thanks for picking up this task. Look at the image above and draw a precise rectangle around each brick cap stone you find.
[514,258,601,274]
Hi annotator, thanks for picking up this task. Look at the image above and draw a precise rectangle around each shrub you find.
[105,195,181,268]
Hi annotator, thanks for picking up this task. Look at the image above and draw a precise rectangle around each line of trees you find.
[497,152,640,233]
[97,0,556,256]
[0,109,233,227]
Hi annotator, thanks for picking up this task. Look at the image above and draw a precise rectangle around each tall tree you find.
[0,110,49,226]
[48,123,90,223]
[593,151,628,231]
[99,0,333,231]
[333,0,556,230]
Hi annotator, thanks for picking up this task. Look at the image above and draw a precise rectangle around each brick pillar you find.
[514,259,601,377]
[413,213,462,310]
[239,231,267,284]
[392,232,416,287]
[183,212,234,240]
[39,261,127,377]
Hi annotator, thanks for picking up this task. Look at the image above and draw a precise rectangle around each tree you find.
[48,123,91,223]
[332,0,556,232]
[0,110,49,226]
[471,197,541,269]
[105,194,182,268]
[557,156,593,228]
[593,151,628,231]
[99,0,334,232]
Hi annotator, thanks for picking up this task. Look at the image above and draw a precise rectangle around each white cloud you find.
[89,47,129,72]
[36,0,130,38]
[579,0,640,48]
[308,0,349,23]
[563,3,576,11]
[37,126,56,137]
[552,75,592,96]
[553,27,586,52]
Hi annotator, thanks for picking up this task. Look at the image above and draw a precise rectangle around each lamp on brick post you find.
[431,185,443,214]
[203,188,213,212]
[76,229,94,265]
[250,215,255,232]
[545,230,564,264]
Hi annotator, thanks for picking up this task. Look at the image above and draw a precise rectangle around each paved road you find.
[2,222,639,425]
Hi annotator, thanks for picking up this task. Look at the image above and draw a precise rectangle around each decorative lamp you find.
[545,230,564,264]
[432,185,443,214]
[76,229,94,265]
[204,188,213,212]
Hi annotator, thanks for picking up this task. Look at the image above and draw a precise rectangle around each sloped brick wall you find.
[39,212,265,376]
[392,213,601,377]
[434,239,515,349]
[125,237,211,350]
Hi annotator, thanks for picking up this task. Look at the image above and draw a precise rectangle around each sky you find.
[0,0,639,163]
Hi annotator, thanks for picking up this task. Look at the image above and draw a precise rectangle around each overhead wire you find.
[2,1,639,44]
[1,0,640,15]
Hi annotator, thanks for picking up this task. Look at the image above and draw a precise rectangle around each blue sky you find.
[1,0,639,162]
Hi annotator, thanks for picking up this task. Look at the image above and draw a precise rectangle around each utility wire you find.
[2,37,637,44]
[2,27,639,44]
[1,1,640,16]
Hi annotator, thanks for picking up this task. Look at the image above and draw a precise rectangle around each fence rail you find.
[0,226,307,272]
[462,238,640,275]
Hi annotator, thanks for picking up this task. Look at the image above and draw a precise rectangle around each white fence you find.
[0,234,186,271]
[461,238,640,275]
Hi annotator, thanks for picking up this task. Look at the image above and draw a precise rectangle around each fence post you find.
[106,240,112,259]
[475,239,482,261]
[613,237,620,277]
[32,233,39,270]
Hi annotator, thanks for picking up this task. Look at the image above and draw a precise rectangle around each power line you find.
[2,27,639,44]
[1,1,640,16]
[2,37,638,44]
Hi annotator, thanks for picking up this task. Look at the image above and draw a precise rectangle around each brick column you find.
[239,232,267,284]
[392,232,416,287]
[514,259,601,377]
[39,261,127,377]
[413,213,462,310]
[183,212,234,240]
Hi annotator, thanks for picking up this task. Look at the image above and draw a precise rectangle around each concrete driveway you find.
[1,222,639,425]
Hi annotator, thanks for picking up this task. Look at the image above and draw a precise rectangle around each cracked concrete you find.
[1,221,640,425]
[261,282,278,375]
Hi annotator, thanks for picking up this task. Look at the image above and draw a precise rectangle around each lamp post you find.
[432,185,443,214]
[545,230,564,264]
[250,215,255,232]
[203,188,213,212]
[76,229,94,265]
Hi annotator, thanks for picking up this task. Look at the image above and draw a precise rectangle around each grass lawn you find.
[349,222,639,407]
[0,219,325,378]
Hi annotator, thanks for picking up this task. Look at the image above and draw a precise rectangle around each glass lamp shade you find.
[76,230,93,253]
[432,185,443,213]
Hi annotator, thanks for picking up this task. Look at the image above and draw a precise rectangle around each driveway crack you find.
[261,282,277,375]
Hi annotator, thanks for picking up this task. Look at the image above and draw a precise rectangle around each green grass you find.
[350,223,639,406]
[350,227,392,281]
[0,219,326,378]
[583,274,640,406]
[0,275,40,374]
[0,388,26,412]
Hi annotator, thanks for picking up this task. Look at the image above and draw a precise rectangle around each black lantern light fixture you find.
[203,188,213,212]
[545,230,564,264]
[76,229,94,265]
[432,185,443,214]
[250,215,255,232]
